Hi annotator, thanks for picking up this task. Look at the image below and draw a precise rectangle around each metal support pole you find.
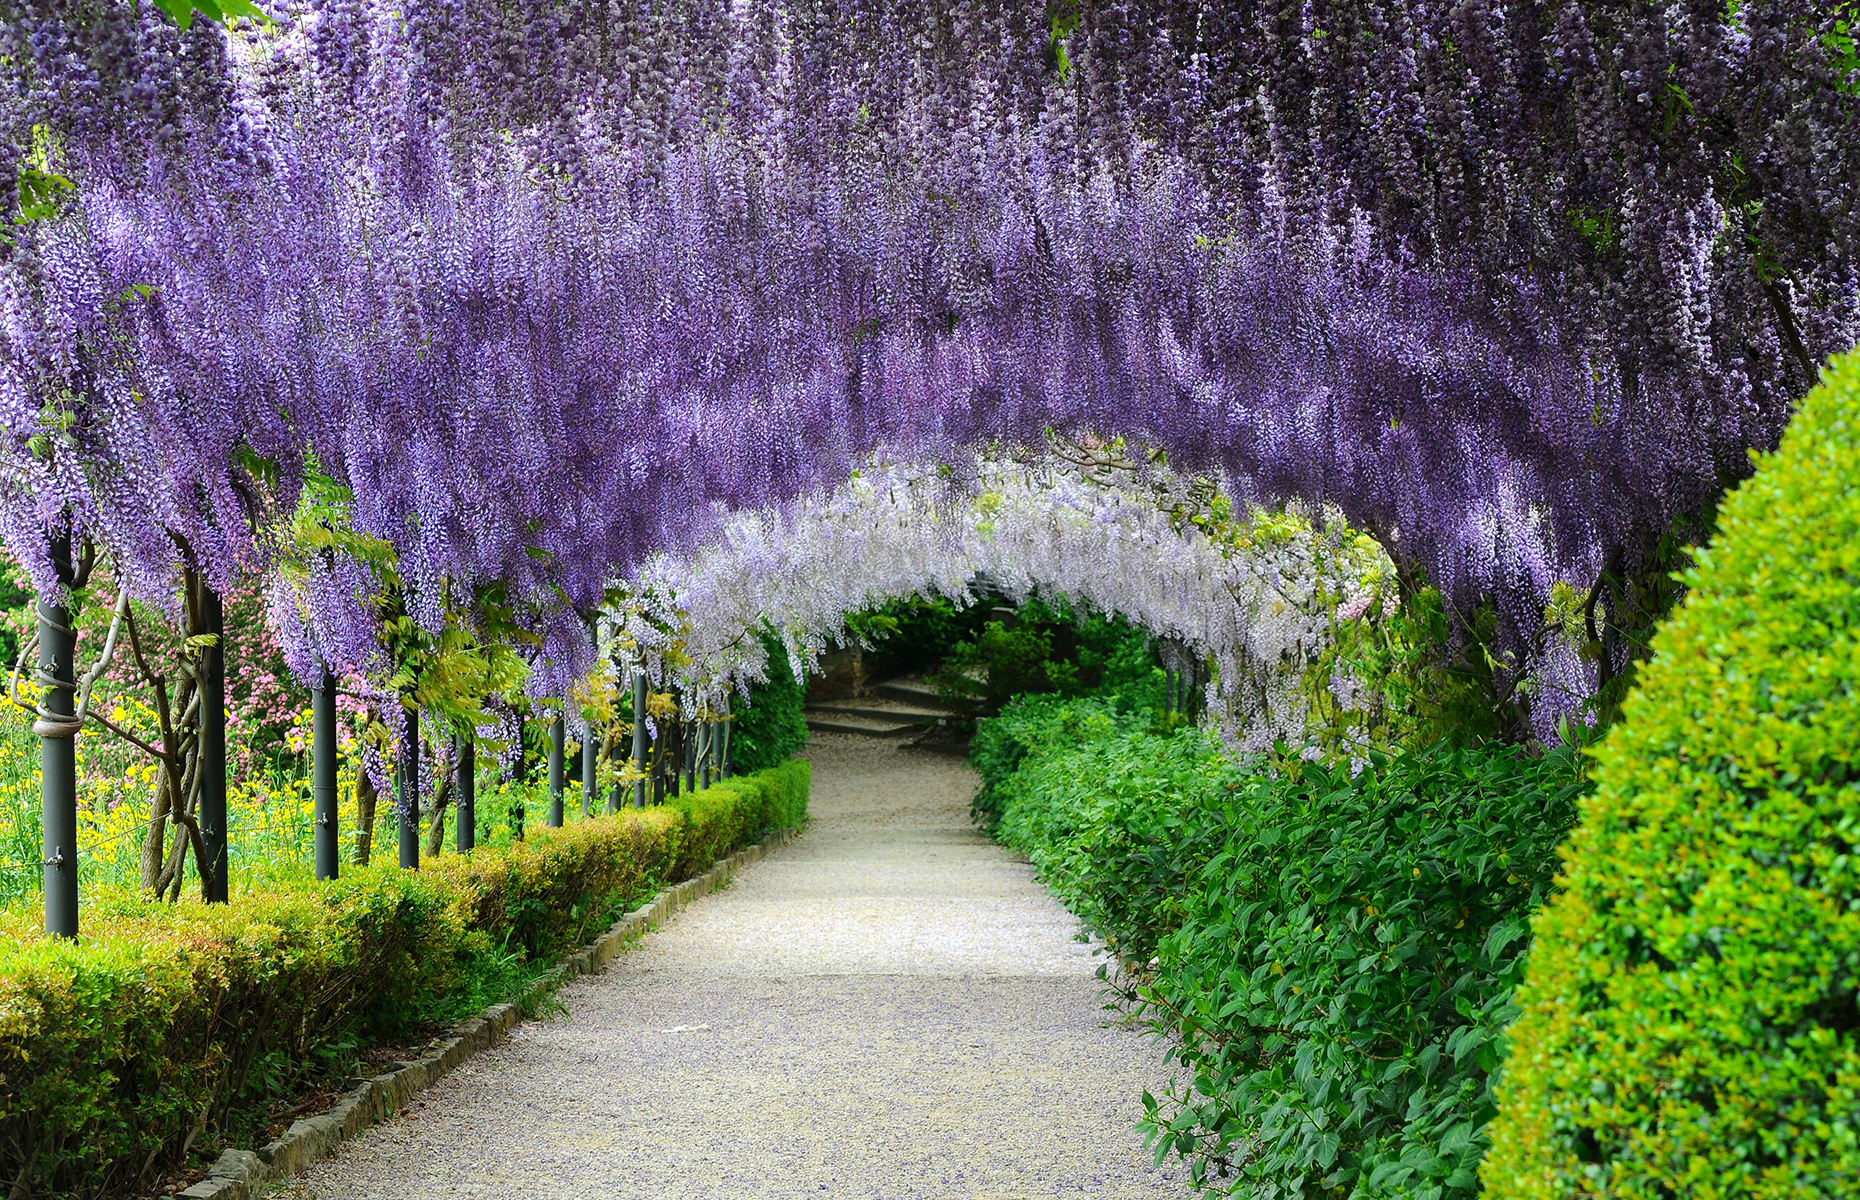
[37,577,77,938]
[631,669,647,809]
[455,735,475,853]
[609,729,625,814]
[397,704,420,869]
[718,695,731,779]
[199,583,228,903]
[312,663,339,880]
[581,720,597,818]
[667,720,680,800]
[547,713,565,827]
[506,709,525,841]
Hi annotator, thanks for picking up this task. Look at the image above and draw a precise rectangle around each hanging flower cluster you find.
[605,450,1390,753]
[0,0,1853,702]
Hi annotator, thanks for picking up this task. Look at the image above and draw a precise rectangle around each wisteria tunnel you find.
[2,0,1857,1197]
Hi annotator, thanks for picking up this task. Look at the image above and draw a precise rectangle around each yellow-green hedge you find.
[667,759,810,880]
[0,760,808,1199]
[1482,355,1860,1198]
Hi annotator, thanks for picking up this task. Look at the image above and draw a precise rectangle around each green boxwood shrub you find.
[1482,355,1860,1198]
[665,759,810,880]
[0,762,808,1199]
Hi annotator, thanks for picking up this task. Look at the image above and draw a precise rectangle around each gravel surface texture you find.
[295,734,1193,1199]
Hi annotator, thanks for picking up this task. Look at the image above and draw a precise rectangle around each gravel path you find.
[296,734,1193,1199]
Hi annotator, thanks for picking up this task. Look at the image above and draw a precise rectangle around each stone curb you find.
[170,821,805,1200]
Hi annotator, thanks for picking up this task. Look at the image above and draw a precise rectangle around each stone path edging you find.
[170,822,805,1200]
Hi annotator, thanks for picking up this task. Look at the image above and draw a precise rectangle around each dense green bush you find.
[970,693,1126,830]
[1146,744,1586,1199]
[857,595,997,673]
[980,705,1587,1199]
[1482,355,1860,1199]
[968,661,1171,831]
[0,762,808,1199]
[727,632,810,773]
[932,595,1162,719]
[988,708,1232,962]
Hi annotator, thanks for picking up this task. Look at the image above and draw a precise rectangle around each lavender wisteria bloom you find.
[1,0,1854,698]
[606,454,1390,753]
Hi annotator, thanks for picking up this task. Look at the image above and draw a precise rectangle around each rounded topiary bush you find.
[1482,354,1860,1198]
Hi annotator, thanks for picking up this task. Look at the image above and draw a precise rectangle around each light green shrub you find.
[666,759,810,880]
[1483,353,1860,1199]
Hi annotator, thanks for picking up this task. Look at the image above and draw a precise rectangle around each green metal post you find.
[199,584,228,903]
[397,705,419,869]
[455,736,475,853]
[631,670,647,808]
[547,713,565,827]
[312,663,339,880]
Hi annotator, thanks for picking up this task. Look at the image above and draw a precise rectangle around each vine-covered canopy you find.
[602,451,1391,752]
[3,0,1855,698]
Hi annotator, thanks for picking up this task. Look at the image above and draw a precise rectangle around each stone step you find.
[804,712,925,738]
[807,700,951,723]
[873,676,971,710]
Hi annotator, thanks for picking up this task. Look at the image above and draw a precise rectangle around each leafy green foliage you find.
[0,763,807,1198]
[966,634,1170,833]
[274,461,532,738]
[0,564,26,672]
[1144,744,1587,1199]
[13,167,73,223]
[969,694,1110,830]
[930,595,1160,719]
[1482,352,1860,1199]
[149,0,270,31]
[727,632,809,773]
[856,595,997,673]
[979,703,1588,1199]
[992,712,1233,963]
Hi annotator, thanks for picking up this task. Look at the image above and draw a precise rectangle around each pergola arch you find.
[603,452,1390,754]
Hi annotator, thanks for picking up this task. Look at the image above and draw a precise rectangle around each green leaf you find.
[150,0,272,30]
[151,0,203,28]
[16,168,74,222]
[216,0,272,20]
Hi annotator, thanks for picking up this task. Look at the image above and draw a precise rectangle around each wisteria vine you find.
[605,451,1390,753]
[0,0,1855,704]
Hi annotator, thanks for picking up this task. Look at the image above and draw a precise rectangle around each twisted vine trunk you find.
[354,764,377,867]
[134,569,213,898]
[424,762,453,859]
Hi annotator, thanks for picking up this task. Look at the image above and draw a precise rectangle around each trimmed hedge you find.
[665,759,810,881]
[0,761,808,1199]
[1483,356,1860,1197]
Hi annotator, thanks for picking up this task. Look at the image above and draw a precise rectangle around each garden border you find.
[168,820,806,1200]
